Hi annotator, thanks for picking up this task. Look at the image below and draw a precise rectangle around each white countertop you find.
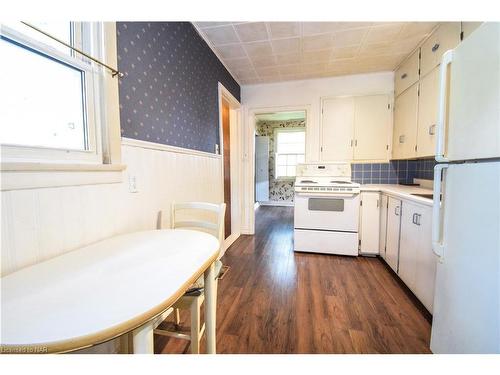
[361,184,434,206]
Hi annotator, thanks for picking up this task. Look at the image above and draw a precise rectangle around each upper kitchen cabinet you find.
[395,49,420,97]
[321,94,391,162]
[420,22,461,77]
[353,95,391,161]
[392,83,418,160]
[321,96,355,161]
[461,22,483,40]
[416,66,439,157]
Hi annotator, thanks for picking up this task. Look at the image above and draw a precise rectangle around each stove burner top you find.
[330,180,352,184]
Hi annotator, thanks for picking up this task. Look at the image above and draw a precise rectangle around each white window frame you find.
[274,127,305,180]
[0,22,124,191]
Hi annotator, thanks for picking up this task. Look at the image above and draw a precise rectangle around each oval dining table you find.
[0,229,220,354]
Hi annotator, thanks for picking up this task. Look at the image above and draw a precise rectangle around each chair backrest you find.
[170,202,226,257]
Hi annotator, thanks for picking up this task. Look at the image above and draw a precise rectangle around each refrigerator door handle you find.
[435,49,454,162]
[432,163,449,261]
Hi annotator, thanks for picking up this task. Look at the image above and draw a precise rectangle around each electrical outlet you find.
[128,175,138,193]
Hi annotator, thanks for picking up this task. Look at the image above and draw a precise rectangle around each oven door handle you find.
[295,192,359,198]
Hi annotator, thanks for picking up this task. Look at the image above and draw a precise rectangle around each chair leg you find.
[190,297,201,354]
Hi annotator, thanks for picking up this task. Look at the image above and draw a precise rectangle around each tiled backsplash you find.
[351,159,437,185]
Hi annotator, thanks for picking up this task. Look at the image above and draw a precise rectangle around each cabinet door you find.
[416,66,439,157]
[321,97,354,161]
[359,192,380,255]
[398,201,419,292]
[420,22,461,77]
[385,197,402,273]
[379,194,389,260]
[353,95,391,161]
[414,205,437,313]
[392,83,418,160]
[395,49,420,97]
[461,22,482,40]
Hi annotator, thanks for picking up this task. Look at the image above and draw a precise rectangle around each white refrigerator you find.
[430,22,500,353]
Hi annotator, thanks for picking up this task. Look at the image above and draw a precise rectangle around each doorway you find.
[254,110,306,208]
[218,83,242,255]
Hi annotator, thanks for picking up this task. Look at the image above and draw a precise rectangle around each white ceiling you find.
[193,22,438,85]
[255,111,306,122]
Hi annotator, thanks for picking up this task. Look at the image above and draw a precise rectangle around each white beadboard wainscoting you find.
[1,139,223,277]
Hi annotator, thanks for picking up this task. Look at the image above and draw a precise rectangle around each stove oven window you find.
[275,128,305,179]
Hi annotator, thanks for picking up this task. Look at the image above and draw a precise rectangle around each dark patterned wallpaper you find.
[116,22,240,153]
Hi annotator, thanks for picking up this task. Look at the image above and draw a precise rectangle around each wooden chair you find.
[154,202,226,354]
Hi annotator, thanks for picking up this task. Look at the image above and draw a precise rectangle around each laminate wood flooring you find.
[154,206,432,354]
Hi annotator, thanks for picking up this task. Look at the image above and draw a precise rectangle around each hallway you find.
[155,206,432,354]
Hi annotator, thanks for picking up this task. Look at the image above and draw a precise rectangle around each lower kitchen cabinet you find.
[379,194,389,259]
[398,200,437,313]
[385,197,402,273]
[359,192,380,255]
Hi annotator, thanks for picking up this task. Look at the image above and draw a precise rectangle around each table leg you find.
[204,262,216,354]
[132,321,154,354]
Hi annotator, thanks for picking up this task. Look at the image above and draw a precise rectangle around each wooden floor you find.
[155,206,432,354]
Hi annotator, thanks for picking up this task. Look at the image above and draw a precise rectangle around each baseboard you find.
[258,201,294,207]
[221,232,240,257]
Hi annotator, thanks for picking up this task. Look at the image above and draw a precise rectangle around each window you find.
[275,128,305,178]
[0,22,105,164]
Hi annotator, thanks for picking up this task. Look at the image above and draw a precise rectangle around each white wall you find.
[242,71,394,162]
[239,71,394,233]
[1,141,223,276]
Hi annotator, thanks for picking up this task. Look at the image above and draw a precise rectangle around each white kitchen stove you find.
[293,163,360,256]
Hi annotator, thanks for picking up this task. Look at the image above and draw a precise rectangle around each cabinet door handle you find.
[395,205,400,216]
[350,139,353,147]
[429,124,436,135]
[412,213,417,224]
[416,214,421,226]
[354,139,358,147]
[376,199,379,208]
[399,135,405,144]
[401,73,408,79]
[432,43,440,52]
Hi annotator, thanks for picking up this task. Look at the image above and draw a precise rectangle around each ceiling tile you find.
[301,49,332,63]
[333,28,368,47]
[251,55,277,67]
[278,64,302,75]
[331,45,360,59]
[255,66,281,76]
[202,25,239,45]
[193,21,439,84]
[364,23,405,45]
[271,38,301,54]
[224,57,253,69]
[244,41,273,57]
[268,22,301,39]
[302,22,340,36]
[234,22,269,43]
[276,53,301,64]
[399,22,437,39]
[303,33,334,51]
[301,62,327,73]
[215,44,247,59]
